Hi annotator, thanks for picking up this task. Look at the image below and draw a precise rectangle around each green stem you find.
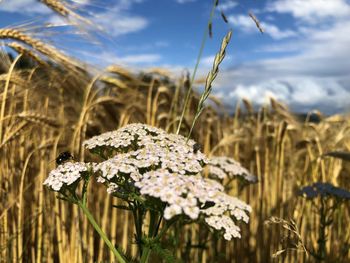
[140,247,151,263]
[77,201,126,263]
[140,211,157,263]
[148,211,157,237]
[137,205,145,257]
[176,0,217,135]
[155,216,178,242]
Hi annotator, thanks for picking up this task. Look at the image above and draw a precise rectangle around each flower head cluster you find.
[84,124,205,162]
[208,156,257,183]
[299,182,350,200]
[87,124,208,176]
[44,162,89,191]
[134,169,251,240]
[84,124,251,240]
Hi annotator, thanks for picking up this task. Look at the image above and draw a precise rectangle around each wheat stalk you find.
[7,42,48,66]
[40,0,70,16]
[0,29,82,70]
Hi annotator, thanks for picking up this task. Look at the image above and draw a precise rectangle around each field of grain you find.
[0,1,350,263]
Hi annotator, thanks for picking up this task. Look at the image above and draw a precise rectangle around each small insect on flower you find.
[55,151,74,165]
[193,143,202,153]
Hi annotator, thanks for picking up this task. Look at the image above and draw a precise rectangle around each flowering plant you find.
[44,124,252,262]
[298,182,350,261]
[44,17,246,262]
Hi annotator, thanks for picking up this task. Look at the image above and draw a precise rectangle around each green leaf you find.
[151,242,181,263]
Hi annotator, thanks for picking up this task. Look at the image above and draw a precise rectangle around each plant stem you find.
[317,198,327,262]
[155,216,178,242]
[176,0,217,135]
[140,247,151,263]
[186,29,232,141]
[77,201,126,263]
[140,211,156,263]
[135,205,145,257]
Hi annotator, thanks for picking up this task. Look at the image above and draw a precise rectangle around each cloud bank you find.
[214,0,350,114]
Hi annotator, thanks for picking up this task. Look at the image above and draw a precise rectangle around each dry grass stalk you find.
[40,0,70,17]
[265,217,308,258]
[106,65,135,81]
[0,54,22,144]
[0,29,82,71]
[100,76,129,89]
[249,12,264,33]
[7,42,48,67]
[18,111,60,128]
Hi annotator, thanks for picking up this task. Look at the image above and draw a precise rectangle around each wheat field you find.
[0,1,350,263]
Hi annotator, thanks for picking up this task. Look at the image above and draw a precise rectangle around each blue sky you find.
[0,0,350,114]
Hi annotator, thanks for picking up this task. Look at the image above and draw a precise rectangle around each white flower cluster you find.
[84,124,251,240]
[87,124,208,176]
[208,156,257,183]
[43,162,89,191]
[299,182,350,200]
[134,170,251,240]
[84,124,205,162]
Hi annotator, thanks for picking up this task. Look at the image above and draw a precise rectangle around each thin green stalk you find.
[176,0,218,135]
[139,211,157,263]
[133,204,145,258]
[186,29,232,141]
[140,246,151,263]
[155,216,178,242]
[77,201,126,263]
[148,211,157,237]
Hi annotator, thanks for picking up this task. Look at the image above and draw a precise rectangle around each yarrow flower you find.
[208,156,257,183]
[134,169,251,240]
[299,182,350,200]
[87,124,208,177]
[84,124,206,162]
[43,162,89,191]
[83,123,251,240]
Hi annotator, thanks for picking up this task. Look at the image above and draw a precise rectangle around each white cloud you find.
[215,19,350,113]
[79,49,162,70]
[96,13,148,36]
[228,15,296,39]
[219,1,238,11]
[175,0,196,3]
[255,42,303,53]
[261,22,297,39]
[268,0,350,22]
[71,0,90,4]
[228,79,349,112]
[201,55,232,68]
[0,0,52,14]
[201,55,216,67]
[0,0,92,14]
[90,1,148,37]
[119,54,161,64]
[0,0,148,37]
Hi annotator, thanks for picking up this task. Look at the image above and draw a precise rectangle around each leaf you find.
[323,151,350,161]
[152,242,181,263]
